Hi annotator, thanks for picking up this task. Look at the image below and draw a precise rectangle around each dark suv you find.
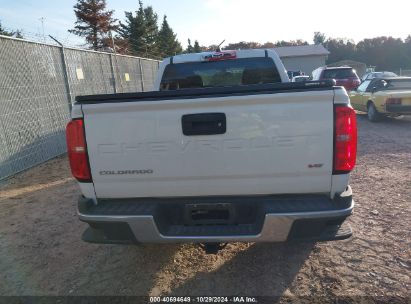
[313,66,361,91]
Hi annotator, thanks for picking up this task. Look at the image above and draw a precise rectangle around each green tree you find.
[185,38,194,53]
[223,40,307,50]
[0,22,23,38]
[193,40,201,53]
[118,1,159,57]
[275,39,308,47]
[0,22,13,36]
[353,37,406,70]
[325,38,356,63]
[157,15,182,57]
[261,42,276,48]
[225,41,261,50]
[143,6,158,55]
[323,36,411,71]
[200,35,411,70]
[69,0,118,50]
[118,1,146,56]
[202,44,219,51]
[185,39,201,53]
[313,32,326,45]
[15,30,23,39]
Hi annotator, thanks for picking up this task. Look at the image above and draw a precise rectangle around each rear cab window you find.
[385,79,411,90]
[160,57,281,91]
[322,68,357,79]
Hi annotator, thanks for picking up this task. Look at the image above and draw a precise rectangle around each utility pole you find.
[109,31,118,93]
[39,17,46,42]
[109,30,116,53]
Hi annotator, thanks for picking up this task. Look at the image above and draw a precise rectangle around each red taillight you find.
[386,98,402,105]
[66,119,92,182]
[352,78,361,86]
[347,78,360,89]
[333,105,357,174]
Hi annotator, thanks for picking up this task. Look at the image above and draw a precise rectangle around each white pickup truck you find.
[66,49,357,252]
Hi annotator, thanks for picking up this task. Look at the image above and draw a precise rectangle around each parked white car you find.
[292,75,310,82]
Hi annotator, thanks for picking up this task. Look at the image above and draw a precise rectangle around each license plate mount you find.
[184,203,235,225]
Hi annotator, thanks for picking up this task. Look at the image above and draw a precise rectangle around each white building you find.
[273,44,330,76]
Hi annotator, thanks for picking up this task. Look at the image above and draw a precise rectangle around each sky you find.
[0,0,409,48]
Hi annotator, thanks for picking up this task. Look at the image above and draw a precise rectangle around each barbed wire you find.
[1,26,167,60]
[1,26,88,48]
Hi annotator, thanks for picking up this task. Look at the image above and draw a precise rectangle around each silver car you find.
[361,71,398,82]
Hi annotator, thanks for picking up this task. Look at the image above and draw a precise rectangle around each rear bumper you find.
[78,187,354,244]
[386,104,411,114]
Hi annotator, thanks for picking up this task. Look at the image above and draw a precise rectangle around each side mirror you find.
[371,87,377,93]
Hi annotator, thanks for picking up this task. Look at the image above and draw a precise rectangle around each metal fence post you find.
[139,58,145,92]
[109,53,118,94]
[49,35,73,111]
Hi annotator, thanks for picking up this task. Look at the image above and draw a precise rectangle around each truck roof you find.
[375,76,411,80]
[324,66,353,70]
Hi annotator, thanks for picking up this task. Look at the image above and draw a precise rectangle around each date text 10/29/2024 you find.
[149,297,258,303]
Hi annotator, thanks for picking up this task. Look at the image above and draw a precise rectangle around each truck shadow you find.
[164,242,315,297]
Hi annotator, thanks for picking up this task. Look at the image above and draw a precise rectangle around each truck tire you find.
[367,102,381,122]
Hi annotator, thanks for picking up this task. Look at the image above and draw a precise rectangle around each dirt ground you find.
[0,114,410,301]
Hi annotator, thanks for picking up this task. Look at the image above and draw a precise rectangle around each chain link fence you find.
[398,69,411,76]
[0,35,160,180]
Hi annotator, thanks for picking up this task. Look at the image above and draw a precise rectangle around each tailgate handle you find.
[182,113,226,136]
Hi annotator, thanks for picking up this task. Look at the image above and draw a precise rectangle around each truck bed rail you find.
[75,80,336,104]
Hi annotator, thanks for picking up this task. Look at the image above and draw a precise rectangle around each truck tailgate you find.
[81,89,334,198]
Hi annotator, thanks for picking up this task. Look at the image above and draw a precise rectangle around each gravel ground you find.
[0,114,410,302]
